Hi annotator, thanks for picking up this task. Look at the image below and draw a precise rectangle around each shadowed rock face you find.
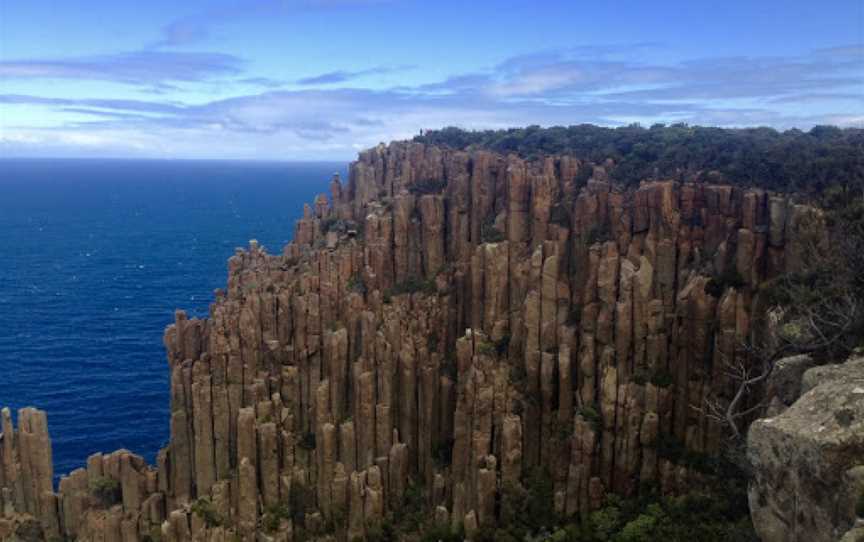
[1,141,817,540]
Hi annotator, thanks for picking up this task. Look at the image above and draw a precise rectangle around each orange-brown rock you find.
[0,141,814,540]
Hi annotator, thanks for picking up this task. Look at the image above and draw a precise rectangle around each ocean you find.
[0,159,345,478]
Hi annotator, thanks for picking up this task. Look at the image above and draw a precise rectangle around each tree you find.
[700,206,863,440]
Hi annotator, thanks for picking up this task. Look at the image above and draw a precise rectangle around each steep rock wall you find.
[1,141,818,540]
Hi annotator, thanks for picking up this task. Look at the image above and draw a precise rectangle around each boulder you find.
[748,356,864,542]
[764,354,815,416]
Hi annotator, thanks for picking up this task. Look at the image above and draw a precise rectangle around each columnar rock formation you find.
[0,141,821,540]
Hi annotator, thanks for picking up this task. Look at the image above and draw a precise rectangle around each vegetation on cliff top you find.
[414,124,864,198]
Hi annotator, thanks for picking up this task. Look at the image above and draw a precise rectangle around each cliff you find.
[0,141,821,541]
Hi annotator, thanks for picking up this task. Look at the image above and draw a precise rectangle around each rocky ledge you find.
[749,355,864,542]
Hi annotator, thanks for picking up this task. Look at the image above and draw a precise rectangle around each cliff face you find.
[0,141,818,540]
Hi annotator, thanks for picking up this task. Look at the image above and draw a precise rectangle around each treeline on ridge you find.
[413,124,864,199]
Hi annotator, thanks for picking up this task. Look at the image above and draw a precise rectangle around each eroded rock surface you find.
[1,141,816,540]
[748,355,864,542]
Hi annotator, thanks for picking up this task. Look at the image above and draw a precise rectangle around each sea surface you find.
[0,159,345,478]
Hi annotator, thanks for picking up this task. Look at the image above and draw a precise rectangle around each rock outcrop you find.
[1,141,819,540]
[748,355,864,542]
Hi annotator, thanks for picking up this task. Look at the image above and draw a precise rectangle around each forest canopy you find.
[413,124,864,198]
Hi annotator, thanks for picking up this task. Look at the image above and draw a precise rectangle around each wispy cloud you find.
[0,51,244,86]
[237,77,286,88]
[421,44,864,104]
[296,65,414,85]
[3,43,862,159]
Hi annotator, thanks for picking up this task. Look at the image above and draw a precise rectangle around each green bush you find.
[432,438,454,468]
[650,369,674,388]
[385,276,436,298]
[409,179,447,195]
[494,334,511,355]
[365,520,397,542]
[320,217,360,235]
[549,203,571,227]
[617,510,659,541]
[705,268,747,298]
[587,222,613,245]
[633,366,673,388]
[298,431,317,450]
[289,483,314,527]
[263,502,291,533]
[477,340,496,356]
[190,497,222,528]
[427,332,440,353]
[419,524,463,542]
[90,476,121,507]
[578,405,601,430]
[347,273,367,294]
[481,216,506,243]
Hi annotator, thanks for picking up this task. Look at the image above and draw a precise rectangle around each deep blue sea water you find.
[0,159,345,478]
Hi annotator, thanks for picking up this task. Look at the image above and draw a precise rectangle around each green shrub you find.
[549,203,571,227]
[656,433,685,464]
[409,179,447,195]
[565,305,582,326]
[395,481,427,534]
[289,483,314,527]
[550,412,574,441]
[494,334,511,355]
[477,340,496,356]
[705,268,747,298]
[588,503,622,540]
[427,332,440,353]
[263,502,291,533]
[440,358,457,379]
[481,216,506,243]
[347,273,367,294]
[419,524,463,542]
[320,218,361,236]
[650,369,674,388]
[575,163,594,185]
[432,438,454,468]
[510,362,527,384]
[365,520,397,542]
[190,497,222,528]
[298,431,316,450]
[90,476,121,507]
[523,467,558,532]
[319,217,339,233]
[385,276,436,298]
[617,511,659,541]
[587,222,612,245]
[578,405,601,430]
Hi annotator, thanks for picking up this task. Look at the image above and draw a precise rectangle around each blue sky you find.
[0,0,862,160]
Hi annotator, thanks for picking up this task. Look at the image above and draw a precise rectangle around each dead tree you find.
[699,207,862,441]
